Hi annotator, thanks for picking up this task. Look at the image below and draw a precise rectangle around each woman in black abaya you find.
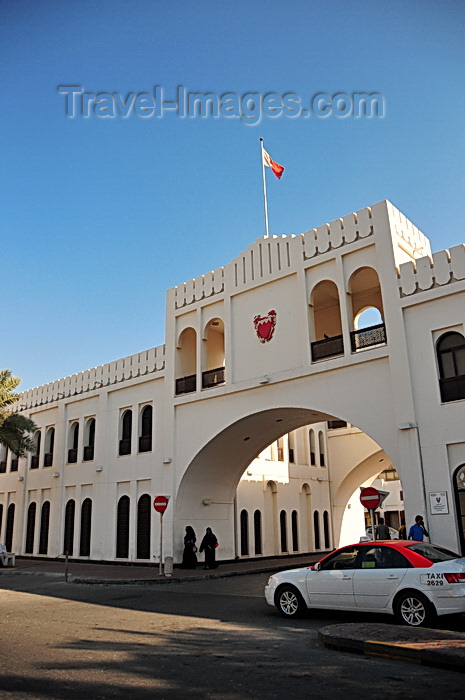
[199,527,218,569]
[181,526,198,569]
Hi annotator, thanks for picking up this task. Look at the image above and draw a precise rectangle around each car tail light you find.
[444,572,465,583]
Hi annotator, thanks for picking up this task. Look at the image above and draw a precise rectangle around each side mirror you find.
[313,562,321,571]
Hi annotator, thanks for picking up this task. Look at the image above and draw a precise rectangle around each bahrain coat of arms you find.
[253,310,277,343]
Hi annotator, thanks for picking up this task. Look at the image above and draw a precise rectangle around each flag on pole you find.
[262,148,285,179]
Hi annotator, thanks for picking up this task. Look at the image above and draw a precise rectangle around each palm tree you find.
[0,370,37,457]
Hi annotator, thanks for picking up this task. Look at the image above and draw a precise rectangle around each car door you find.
[353,545,409,610]
[305,546,359,608]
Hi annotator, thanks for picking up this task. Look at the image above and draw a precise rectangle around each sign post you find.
[360,487,381,540]
[153,495,170,575]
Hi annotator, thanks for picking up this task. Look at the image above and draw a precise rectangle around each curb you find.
[318,623,465,674]
[72,564,290,585]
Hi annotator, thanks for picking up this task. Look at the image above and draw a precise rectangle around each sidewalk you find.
[319,622,465,674]
[1,552,321,584]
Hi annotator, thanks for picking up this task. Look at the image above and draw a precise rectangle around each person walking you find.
[181,526,198,569]
[375,517,391,539]
[398,519,407,539]
[199,527,218,569]
[408,515,429,541]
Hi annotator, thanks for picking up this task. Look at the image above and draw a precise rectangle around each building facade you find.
[1,199,465,563]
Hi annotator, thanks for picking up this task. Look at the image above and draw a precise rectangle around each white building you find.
[1,199,465,564]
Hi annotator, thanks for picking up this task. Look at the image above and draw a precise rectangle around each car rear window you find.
[407,543,459,563]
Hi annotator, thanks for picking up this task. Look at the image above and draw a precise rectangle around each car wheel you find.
[275,585,306,618]
[395,590,435,627]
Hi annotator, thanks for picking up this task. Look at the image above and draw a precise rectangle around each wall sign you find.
[253,310,277,343]
[429,491,449,514]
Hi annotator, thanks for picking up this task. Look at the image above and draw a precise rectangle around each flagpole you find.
[259,137,270,238]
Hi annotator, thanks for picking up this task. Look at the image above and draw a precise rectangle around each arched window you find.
[453,464,465,555]
[139,406,153,453]
[254,510,262,555]
[288,432,295,463]
[119,410,132,456]
[79,499,92,556]
[137,494,151,559]
[240,509,249,556]
[116,496,130,558]
[25,503,36,554]
[202,318,225,389]
[63,500,75,556]
[309,429,316,466]
[44,427,55,467]
[318,431,325,467]
[313,510,321,550]
[39,501,50,555]
[291,510,299,552]
[5,504,15,552]
[348,267,386,352]
[437,332,465,402]
[68,422,79,463]
[176,327,197,395]
[83,418,95,461]
[310,279,344,361]
[323,510,331,549]
[31,431,41,469]
[280,510,288,553]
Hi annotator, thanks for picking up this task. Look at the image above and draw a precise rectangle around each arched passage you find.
[175,404,399,562]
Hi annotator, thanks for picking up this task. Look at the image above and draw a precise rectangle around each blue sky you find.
[2,0,464,390]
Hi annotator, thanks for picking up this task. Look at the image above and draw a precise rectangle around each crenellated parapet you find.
[173,267,225,309]
[17,345,166,410]
[387,201,432,261]
[398,245,465,297]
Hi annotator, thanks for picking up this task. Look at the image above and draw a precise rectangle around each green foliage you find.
[0,370,37,457]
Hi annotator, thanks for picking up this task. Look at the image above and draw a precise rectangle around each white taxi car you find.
[265,541,465,626]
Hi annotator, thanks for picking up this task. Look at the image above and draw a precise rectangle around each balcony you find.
[202,366,225,389]
[31,455,40,469]
[139,435,152,453]
[350,323,387,352]
[83,445,94,461]
[43,453,53,467]
[311,334,344,362]
[68,448,78,463]
[119,438,131,456]
[439,375,465,403]
[175,374,196,395]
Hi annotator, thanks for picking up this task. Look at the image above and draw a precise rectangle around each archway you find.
[175,406,398,562]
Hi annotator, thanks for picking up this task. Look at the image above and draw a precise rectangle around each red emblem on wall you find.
[254,310,277,343]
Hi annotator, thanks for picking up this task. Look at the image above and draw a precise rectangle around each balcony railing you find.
[43,452,53,467]
[439,375,465,403]
[139,435,152,453]
[31,455,39,469]
[0,460,7,473]
[202,366,225,389]
[311,334,344,362]
[327,420,348,430]
[68,448,78,463]
[83,445,94,461]
[175,374,196,395]
[10,459,19,472]
[350,323,387,352]
[119,438,131,456]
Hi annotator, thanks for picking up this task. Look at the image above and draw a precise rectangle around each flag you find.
[262,148,285,179]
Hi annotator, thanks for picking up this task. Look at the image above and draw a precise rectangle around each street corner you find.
[318,622,465,673]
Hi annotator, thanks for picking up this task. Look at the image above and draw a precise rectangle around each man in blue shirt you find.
[408,515,429,541]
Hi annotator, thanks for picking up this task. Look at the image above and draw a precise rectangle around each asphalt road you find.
[1,572,465,699]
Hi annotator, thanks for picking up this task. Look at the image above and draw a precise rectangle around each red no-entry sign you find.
[153,495,169,514]
[360,487,381,510]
